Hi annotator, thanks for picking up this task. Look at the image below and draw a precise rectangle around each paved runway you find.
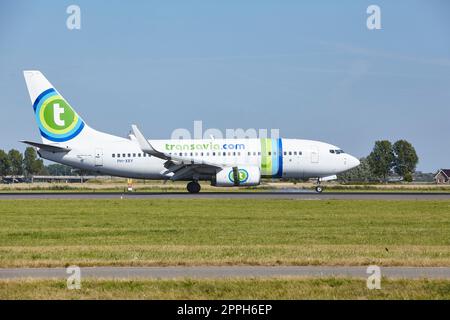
[1,266,449,280]
[1,191,450,200]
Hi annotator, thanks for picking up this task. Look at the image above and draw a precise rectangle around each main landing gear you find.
[187,181,201,194]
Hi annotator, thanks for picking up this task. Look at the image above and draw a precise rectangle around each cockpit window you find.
[329,149,335,154]
[331,149,345,154]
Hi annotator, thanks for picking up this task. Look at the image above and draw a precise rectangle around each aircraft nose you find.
[348,155,360,169]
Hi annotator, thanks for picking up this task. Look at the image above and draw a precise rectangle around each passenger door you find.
[94,148,103,167]
[310,145,319,164]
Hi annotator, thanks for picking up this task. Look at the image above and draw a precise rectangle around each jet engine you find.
[212,166,261,187]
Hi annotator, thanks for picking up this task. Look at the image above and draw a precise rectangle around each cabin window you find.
[223,152,226,156]
[117,154,120,158]
[299,151,302,155]
[138,153,141,157]
[133,153,136,157]
[190,152,193,156]
[253,152,256,156]
[127,153,131,157]
[289,151,292,155]
[258,152,261,155]
[293,151,297,155]
[212,152,215,156]
[238,152,241,156]
[233,152,236,156]
[283,152,287,156]
[179,153,182,156]
[122,153,126,157]
[112,154,115,158]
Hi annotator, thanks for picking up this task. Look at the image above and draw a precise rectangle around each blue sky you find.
[1,0,449,171]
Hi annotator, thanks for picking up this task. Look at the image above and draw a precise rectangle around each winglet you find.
[131,125,167,159]
[131,125,222,169]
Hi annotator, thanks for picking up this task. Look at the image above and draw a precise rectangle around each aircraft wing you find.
[20,140,71,153]
[131,125,223,180]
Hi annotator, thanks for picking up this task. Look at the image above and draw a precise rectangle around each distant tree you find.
[367,140,394,182]
[23,147,45,176]
[403,172,413,183]
[23,147,36,175]
[393,140,418,182]
[37,165,49,176]
[8,149,23,177]
[412,171,435,183]
[46,163,73,176]
[338,157,373,182]
[0,149,11,177]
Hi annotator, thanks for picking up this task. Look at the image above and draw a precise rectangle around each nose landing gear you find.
[187,181,201,194]
[315,178,323,193]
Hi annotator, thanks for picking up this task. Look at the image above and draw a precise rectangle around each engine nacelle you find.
[212,166,261,187]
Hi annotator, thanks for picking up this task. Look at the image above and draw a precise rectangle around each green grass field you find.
[1,180,450,193]
[1,278,449,299]
[0,199,449,267]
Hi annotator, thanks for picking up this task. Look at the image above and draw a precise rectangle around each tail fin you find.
[23,70,86,144]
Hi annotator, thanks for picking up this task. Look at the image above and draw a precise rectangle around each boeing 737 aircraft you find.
[22,70,360,193]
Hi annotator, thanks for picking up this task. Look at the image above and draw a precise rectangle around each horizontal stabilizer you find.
[20,140,71,153]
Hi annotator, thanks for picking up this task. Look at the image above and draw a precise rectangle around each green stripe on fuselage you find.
[260,138,273,176]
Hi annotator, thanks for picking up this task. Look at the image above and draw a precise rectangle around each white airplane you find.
[21,70,360,193]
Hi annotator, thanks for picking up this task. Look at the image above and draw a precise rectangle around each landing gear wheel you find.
[315,186,323,193]
[187,181,201,194]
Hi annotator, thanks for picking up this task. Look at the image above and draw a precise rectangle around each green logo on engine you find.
[228,169,249,183]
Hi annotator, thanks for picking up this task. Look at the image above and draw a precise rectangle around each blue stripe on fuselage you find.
[277,138,283,177]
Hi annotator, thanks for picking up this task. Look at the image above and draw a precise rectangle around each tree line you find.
[338,139,419,183]
[0,147,73,177]
[0,147,45,177]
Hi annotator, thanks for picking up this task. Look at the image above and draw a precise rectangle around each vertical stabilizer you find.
[23,70,86,144]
